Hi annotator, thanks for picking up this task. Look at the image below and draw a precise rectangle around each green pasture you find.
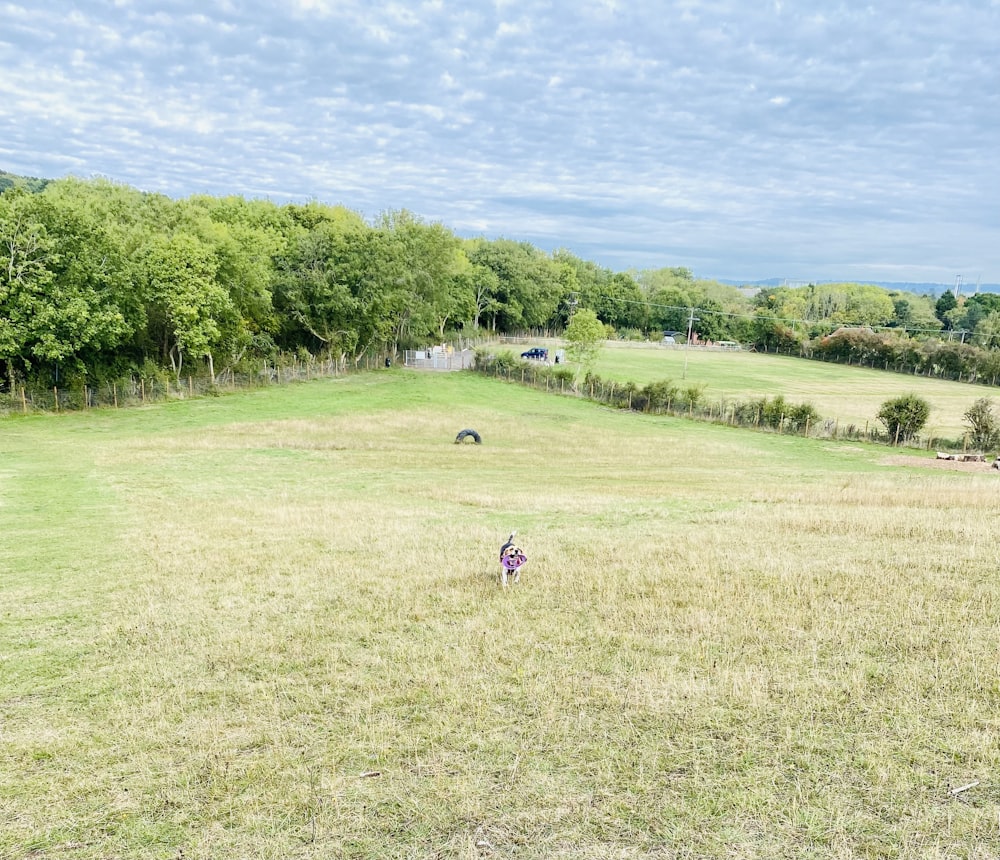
[524,339,996,441]
[3,370,1000,859]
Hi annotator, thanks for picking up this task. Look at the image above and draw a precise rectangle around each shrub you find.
[616,381,640,409]
[963,397,1000,451]
[877,394,930,445]
[642,379,678,412]
[760,394,788,429]
[679,383,706,413]
[731,397,767,426]
[491,350,520,373]
[787,402,820,432]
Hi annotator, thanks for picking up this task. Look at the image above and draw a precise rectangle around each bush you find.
[642,379,678,412]
[679,383,706,413]
[787,402,820,432]
[963,397,1000,451]
[760,394,788,429]
[732,397,767,426]
[877,394,930,445]
[475,349,519,374]
[615,381,640,409]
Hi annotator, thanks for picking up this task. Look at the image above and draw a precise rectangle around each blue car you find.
[521,347,549,361]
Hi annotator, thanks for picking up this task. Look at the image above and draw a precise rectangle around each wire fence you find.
[403,348,476,371]
[0,354,382,414]
[472,354,964,452]
[0,335,501,415]
[2,338,972,453]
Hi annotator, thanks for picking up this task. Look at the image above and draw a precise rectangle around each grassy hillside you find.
[528,339,995,440]
[0,168,50,194]
[3,370,999,859]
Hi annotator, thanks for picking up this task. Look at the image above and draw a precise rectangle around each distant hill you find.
[718,277,1000,295]
[0,169,50,194]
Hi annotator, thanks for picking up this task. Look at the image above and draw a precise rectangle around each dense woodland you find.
[3,173,1000,397]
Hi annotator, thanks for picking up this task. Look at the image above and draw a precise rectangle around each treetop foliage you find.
[3,172,1000,396]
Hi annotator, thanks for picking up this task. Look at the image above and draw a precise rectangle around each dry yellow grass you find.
[2,371,999,859]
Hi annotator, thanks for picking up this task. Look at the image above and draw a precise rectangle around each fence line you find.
[472,358,951,451]
[403,348,476,371]
[0,355,372,414]
[1,335,505,415]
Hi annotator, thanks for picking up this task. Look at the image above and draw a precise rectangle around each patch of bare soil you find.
[881,454,996,472]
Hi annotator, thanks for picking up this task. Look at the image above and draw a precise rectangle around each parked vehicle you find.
[521,347,549,361]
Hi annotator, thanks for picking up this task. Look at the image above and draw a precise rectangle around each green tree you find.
[963,398,1000,451]
[467,239,530,331]
[325,226,415,362]
[645,286,691,334]
[935,290,957,328]
[0,191,54,387]
[972,311,1000,350]
[377,210,468,341]
[185,194,290,365]
[600,272,647,331]
[634,266,694,294]
[691,297,728,342]
[889,291,941,332]
[15,183,135,384]
[469,258,500,330]
[877,394,930,445]
[272,220,360,360]
[467,239,560,332]
[564,307,607,387]
[805,283,895,326]
[554,249,611,327]
[142,233,230,380]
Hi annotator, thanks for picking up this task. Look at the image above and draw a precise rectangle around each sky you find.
[2,1,999,286]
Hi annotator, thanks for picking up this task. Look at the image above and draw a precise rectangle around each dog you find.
[498,531,527,587]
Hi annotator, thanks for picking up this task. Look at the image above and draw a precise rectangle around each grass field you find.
[3,368,1000,859]
[520,339,998,441]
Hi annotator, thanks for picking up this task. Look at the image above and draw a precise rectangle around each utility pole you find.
[682,307,699,379]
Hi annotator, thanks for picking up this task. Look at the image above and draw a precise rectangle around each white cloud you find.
[496,19,531,37]
[2,0,998,282]
[291,0,333,14]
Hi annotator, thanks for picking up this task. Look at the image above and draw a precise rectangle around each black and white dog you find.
[498,531,527,587]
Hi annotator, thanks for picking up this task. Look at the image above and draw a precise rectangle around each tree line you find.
[2,174,997,398]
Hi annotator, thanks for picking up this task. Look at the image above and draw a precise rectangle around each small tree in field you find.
[877,394,930,445]
[963,397,1000,451]
[564,308,607,388]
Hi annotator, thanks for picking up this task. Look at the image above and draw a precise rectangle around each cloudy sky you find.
[2,1,998,285]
